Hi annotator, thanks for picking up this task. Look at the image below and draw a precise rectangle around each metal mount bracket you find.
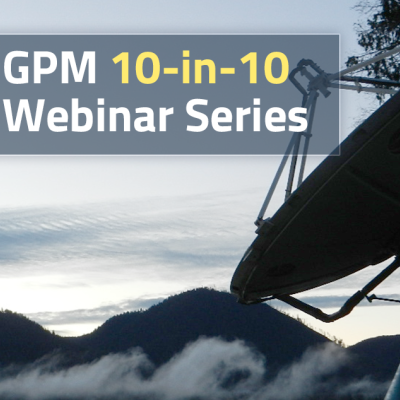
[256,46,400,228]
[272,257,400,322]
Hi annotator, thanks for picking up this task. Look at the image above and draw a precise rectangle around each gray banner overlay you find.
[0,35,339,154]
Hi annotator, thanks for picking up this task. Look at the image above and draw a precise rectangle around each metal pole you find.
[285,133,301,201]
[284,89,319,200]
[329,82,398,95]
[297,90,318,187]
[275,257,400,323]
[385,362,400,400]
[328,45,400,82]
[340,75,400,88]
[256,134,297,224]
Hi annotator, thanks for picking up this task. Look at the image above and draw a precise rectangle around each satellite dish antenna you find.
[231,46,400,322]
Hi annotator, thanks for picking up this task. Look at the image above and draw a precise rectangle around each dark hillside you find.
[0,310,71,365]
[348,335,400,381]
[0,289,399,386]
[79,288,329,371]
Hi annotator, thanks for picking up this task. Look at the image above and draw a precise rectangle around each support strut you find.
[273,257,400,322]
[256,49,400,225]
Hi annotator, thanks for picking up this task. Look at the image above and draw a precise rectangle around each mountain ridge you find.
[76,288,329,370]
[0,288,398,384]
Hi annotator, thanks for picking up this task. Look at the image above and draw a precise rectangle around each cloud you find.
[0,193,248,271]
[336,378,390,399]
[26,296,165,326]
[0,193,255,332]
[250,343,390,400]
[0,189,262,335]
[0,338,389,400]
[150,338,265,400]
[0,338,265,400]
[1,189,399,340]
[252,343,347,399]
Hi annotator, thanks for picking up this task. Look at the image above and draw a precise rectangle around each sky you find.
[0,0,398,346]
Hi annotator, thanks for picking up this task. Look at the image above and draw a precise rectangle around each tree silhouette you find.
[346,0,400,95]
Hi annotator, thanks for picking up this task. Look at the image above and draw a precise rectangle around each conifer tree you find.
[347,0,400,84]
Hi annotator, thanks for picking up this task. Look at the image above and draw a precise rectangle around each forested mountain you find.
[0,288,398,387]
